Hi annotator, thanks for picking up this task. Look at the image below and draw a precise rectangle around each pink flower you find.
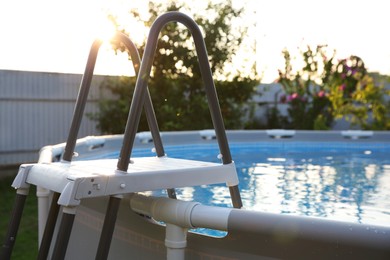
[286,93,299,103]
[317,90,325,98]
[339,84,345,91]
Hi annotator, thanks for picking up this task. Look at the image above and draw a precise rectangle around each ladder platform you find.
[18,157,238,206]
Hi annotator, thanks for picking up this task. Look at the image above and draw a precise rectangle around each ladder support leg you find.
[167,188,177,199]
[95,195,122,260]
[1,189,29,260]
[229,185,243,209]
[51,206,76,260]
[37,192,61,260]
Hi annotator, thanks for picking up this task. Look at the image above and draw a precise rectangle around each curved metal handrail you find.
[58,32,176,260]
[117,12,242,208]
[119,11,232,167]
[62,32,164,162]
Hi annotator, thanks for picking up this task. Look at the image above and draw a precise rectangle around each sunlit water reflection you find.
[111,142,390,228]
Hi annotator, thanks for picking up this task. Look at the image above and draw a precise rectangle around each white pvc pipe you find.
[130,194,232,230]
[36,186,50,245]
[165,224,187,260]
[190,204,231,231]
[130,194,233,260]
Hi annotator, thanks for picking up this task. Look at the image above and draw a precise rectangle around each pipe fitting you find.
[130,194,200,228]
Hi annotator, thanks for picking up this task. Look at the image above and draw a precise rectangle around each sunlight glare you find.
[95,18,117,44]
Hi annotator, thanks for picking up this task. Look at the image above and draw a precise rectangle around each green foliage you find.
[326,55,390,130]
[0,176,38,259]
[92,0,258,134]
[88,77,137,134]
[329,71,390,130]
[277,45,390,130]
[278,45,334,129]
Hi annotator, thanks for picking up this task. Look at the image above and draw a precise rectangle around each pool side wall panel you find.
[62,197,390,260]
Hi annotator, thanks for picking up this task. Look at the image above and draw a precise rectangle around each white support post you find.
[130,194,234,260]
[165,224,187,260]
[36,186,51,245]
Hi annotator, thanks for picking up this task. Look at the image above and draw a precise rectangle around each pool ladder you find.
[1,12,242,260]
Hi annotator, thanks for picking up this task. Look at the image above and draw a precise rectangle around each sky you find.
[0,0,388,83]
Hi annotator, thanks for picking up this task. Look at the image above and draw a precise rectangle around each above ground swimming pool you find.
[9,130,389,259]
[88,132,390,232]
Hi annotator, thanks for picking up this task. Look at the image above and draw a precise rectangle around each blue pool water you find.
[104,142,390,229]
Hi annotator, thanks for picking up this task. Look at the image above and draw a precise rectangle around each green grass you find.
[1,175,38,259]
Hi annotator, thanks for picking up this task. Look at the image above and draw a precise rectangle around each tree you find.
[91,0,259,134]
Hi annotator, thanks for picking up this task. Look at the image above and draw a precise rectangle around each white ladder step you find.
[20,157,238,206]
